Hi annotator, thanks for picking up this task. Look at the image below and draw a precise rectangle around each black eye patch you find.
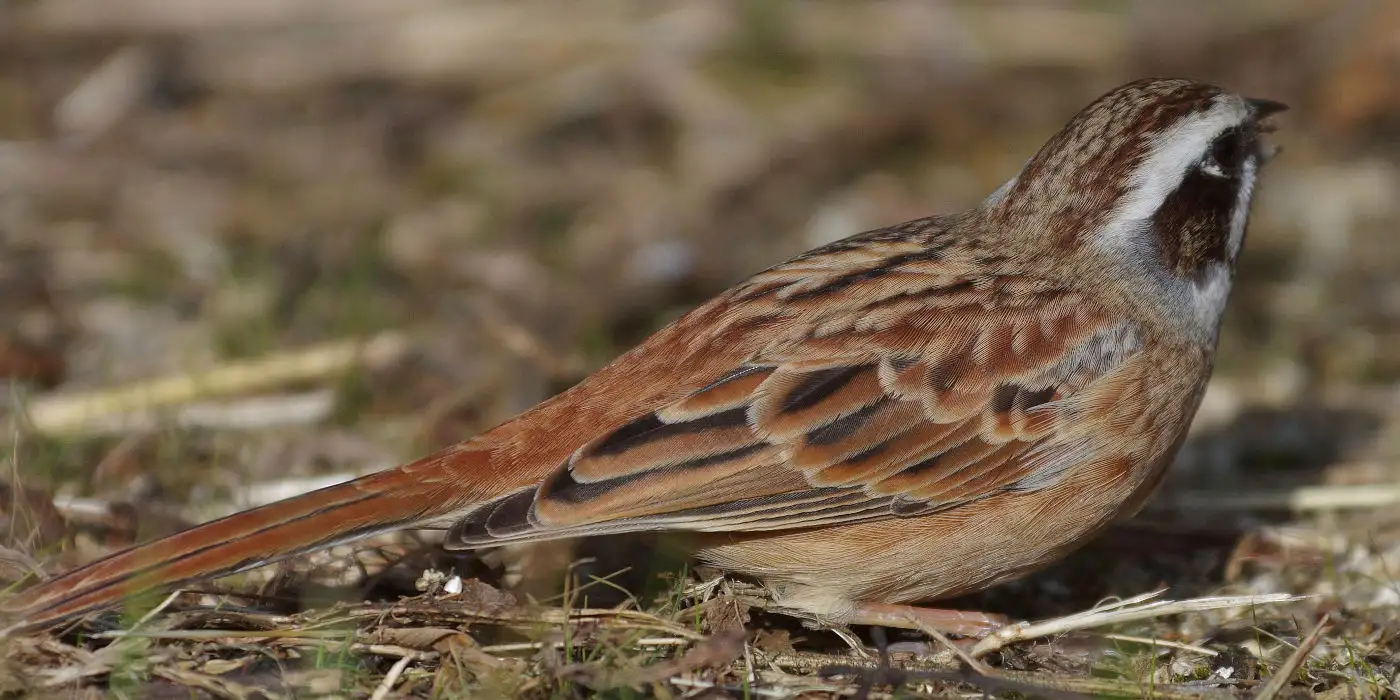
[1153,160,1240,279]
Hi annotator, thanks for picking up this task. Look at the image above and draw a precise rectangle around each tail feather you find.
[3,451,492,629]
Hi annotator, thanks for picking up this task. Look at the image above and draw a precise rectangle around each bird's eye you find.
[1201,129,1246,178]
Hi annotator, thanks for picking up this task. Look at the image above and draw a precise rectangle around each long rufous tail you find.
[3,450,494,630]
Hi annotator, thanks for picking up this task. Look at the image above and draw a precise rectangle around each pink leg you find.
[848,601,1009,637]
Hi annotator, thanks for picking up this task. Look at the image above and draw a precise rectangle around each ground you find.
[2,1,1399,698]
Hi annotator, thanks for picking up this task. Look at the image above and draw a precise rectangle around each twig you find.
[95,628,351,641]
[162,390,337,430]
[904,616,993,675]
[1086,589,1169,613]
[680,576,726,602]
[946,667,1235,700]
[971,592,1309,658]
[49,494,131,527]
[368,653,413,700]
[26,391,338,438]
[127,589,185,630]
[355,644,438,660]
[54,45,153,145]
[17,332,407,437]
[1098,633,1219,657]
[1253,614,1331,700]
[669,675,852,699]
[479,637,691,654]
[366,602,711,640]
[1162,484,1400,512]
[828,626,873,660]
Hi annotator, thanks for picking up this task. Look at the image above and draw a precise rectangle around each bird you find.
[4,78,1285,636]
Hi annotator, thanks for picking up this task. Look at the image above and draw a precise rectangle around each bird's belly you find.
[693,452,1166,614]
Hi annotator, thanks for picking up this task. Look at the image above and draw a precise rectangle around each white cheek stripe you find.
[1190,261,1234,340]
[1227,152,1258,263]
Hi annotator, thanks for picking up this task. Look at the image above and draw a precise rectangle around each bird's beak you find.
[1247,97,1289,123]
[1246,97,1287,164]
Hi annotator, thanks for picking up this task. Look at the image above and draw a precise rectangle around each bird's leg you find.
[818,605,1008,696]
[847,601,1009,638]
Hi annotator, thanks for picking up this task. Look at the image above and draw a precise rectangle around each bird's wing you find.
[449,230,1154,546]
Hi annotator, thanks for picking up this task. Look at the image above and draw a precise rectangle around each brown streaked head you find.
[982,78,1285,343]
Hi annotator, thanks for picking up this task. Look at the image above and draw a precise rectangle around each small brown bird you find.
[5,78,1284,635]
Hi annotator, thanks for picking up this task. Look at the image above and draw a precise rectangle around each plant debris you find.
[4,1,1400,697]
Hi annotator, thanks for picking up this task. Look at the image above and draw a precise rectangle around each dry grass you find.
[3,1,1400,697]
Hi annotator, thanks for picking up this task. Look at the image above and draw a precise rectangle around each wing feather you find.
[445,238,1148,550]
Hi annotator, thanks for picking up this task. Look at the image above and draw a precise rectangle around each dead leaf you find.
[628,629,746,685]
[752,628,795,655]
[699,595,750,637]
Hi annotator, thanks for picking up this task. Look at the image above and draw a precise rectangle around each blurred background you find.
[2,0,1400,689]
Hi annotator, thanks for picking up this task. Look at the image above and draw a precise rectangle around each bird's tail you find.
[3,449,493,630]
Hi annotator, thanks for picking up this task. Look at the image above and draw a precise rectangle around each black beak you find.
[1246,97,1287,163]
[1247,97,1289,119]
